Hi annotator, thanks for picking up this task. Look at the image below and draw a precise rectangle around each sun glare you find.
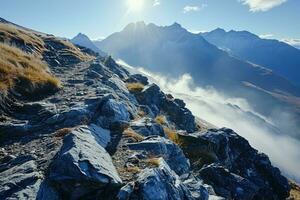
[127,0,144,12]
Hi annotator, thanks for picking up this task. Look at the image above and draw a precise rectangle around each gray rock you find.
[134,158,203,200]
[126,74,149,85]
[0,159,42,200]
[179,128,291,199]
[199,164,258,200]
[128,136,190,176]
[117,182,135,200]
[135,84,197,132]
[130,117,165,137]
[95,97,130,129]
[49,126,122,199]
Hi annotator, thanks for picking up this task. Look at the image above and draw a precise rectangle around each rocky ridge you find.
[0,19,292,199]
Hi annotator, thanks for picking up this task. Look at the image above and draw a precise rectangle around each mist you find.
[118,59,300,182]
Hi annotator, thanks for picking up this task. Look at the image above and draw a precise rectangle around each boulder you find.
[134,159,208,200]
[178,128,290,199]
[95,97,130,129]
[135,83,197,132]
[128,136,190,176]
[199,164,258,200]
[49,125,122,199]
[130,117,165,137]
[0,157,42,200]
[126,74,149,85]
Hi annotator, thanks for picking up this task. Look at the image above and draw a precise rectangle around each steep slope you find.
[71,33,106,56]
[97,22,300,138]
[0,19,293,200]
[201,28,300,87]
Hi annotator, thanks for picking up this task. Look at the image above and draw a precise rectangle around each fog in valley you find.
[119,59,300,182]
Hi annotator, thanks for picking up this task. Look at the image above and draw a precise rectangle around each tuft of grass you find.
[54,128,73,138]
[289,181,300,200]
[0,43,61,93]
[126,82,144,93]
[163,127,181,145]
[123,128,145,142]
[145,157,161,167]
[155,115,166,125]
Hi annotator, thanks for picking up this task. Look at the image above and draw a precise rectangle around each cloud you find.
[281,38,300,49]
[187,29,207,34]
[259,34,274,39]
[118,59,300,182]
[240,0,288,12]
[183,4,207,13]
[153,0,160,6]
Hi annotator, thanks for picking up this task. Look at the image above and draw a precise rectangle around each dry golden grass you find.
[155,115,166,125]
[126,82,144,93]
[0,23,45,54]
[54,128,73,138]
[289,181,300,200]
[145,157,161,167]
[123,128,145,142]
[49,37,94,62]
[0,43,61,92]
[0,22,93,62]
[163,127,181,145]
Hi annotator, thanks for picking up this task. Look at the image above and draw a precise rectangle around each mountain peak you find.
[170,22,182,28]
[123,21,147,31]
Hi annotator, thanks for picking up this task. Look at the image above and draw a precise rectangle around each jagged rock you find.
[0,158,42,200]
[128,136,190,176]
[130,117,165,137]
[126,74,149,85]
[199,164,258,200]
[134,158,207,200]
[36,180,60,200]
[49,126,122,199]
[103,56,129,79]
[95,97,131,129]
[117,182,135,200]
[178,128,290,199]
[135,83,197,132]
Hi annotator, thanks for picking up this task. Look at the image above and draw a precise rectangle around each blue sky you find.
[0,0,299,41]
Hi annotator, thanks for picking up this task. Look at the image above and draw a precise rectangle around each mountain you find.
[201,28,300,87]
[0,18,295,199]
[71,33,106,56]
[97,22,300,137]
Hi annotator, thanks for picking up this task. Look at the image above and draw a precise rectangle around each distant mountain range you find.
[94,22,300,137]
[201,28,300,87]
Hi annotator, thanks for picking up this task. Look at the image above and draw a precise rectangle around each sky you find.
[0,0,299,41]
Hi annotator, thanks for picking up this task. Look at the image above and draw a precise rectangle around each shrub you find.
[126,82,144,93]
[120,166,141,174]
[163,127,181,145]
[123,128,145,142]
[155,115,166,125]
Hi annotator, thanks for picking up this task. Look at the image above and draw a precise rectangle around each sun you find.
[127,0,144,12]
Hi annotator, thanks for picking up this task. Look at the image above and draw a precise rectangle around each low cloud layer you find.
[282,38,300,49]
[119,59,300,182]
[240,0,287,12]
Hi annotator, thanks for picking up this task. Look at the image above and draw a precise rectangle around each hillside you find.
[0,19,297,200]
[201,28,300,87]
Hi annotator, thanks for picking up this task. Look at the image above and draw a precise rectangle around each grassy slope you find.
[0,21,93,96]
